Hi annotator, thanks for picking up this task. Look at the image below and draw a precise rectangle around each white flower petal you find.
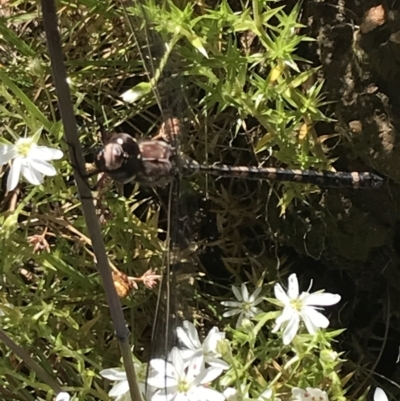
[109,380,129,397]
[274,283,290,304]
[180,348,196,363]
[249,306,261,317]
[177,326,195,350]
[56,392,70,401]
[29,158,57,176]
[282,311,300,345]
[304,388,329,401]
[147,373,177,389]
[301,309,319,334]
[232,285,243,301]
[241,283,249,301]
[261,389,272,397]
[207,357,229,370]
[149,359,177,385]
[190,386,225,401]
[374,388,389,401]
[304,292,341,306]
[100,368,127,381]
[272,318,283,333]
[236,313,245,328]
[272,306,294,333]
[302,307,330,331]
[287,274,299,299]
[33,145,63,160]
[21,161,44,185]
[291,388,306,400]
[223,387,238,401]
[203,327,224,353]
[221,301,241,308]
[259,388,273,399]
[0,145,17,165]
[7,157,22,191]
[152,388,177,401]
[169,347,185,375]
[292,387,329,401]
[0,143,14,155]
[249,286,262,302]
[175,393,188,401]
[197,366,223,384]
[187,351,204,379]
[183,320,201,347]
[222,309,242,318]
[252,297,264,306]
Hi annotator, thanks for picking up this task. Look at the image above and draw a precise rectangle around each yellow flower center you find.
[290,298,303,312]
[242,301,252,311]
[15,138,35,158]
[178,379,190,393]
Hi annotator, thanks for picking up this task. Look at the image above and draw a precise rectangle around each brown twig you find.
[39,1,142,399]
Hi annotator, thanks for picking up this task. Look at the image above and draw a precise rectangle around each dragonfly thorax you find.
[137,139,177,186]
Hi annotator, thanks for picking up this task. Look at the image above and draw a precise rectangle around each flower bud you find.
[320,349,338,362]
[240,317,254,332]
[217,338,231,359]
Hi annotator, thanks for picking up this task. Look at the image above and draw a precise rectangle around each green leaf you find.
[0,21,35,57]
[0,70,53,131]
[188,34,208,58]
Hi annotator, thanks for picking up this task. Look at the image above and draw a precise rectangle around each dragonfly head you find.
[95,133,143,183]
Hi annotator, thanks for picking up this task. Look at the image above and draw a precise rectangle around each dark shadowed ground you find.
[266,0,400,394]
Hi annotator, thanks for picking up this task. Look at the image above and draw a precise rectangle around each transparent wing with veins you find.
[121,2,192,398]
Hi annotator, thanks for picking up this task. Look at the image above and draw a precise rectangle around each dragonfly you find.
[94,128,383,190]
[93,2,384,399]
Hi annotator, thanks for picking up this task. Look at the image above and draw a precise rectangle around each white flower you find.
[148,347,224,401]
[55,392,70,401]
[100,368,130,401]
[291,387,329,401]
[272,274,341,345]
[177,321,229,370]
[100,366,146,401]
[259,388,281,401]
[223,386,250,401]
[374,388,389,401]
[0,137,63,191]
[223,387,240,401]
[221,283,263,328]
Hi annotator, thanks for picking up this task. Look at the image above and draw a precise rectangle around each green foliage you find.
[220,322,346,400]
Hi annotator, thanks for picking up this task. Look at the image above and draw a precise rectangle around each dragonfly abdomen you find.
[184,159,383,189]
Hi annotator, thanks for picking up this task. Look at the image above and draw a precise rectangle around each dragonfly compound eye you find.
[95,143,125,172]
